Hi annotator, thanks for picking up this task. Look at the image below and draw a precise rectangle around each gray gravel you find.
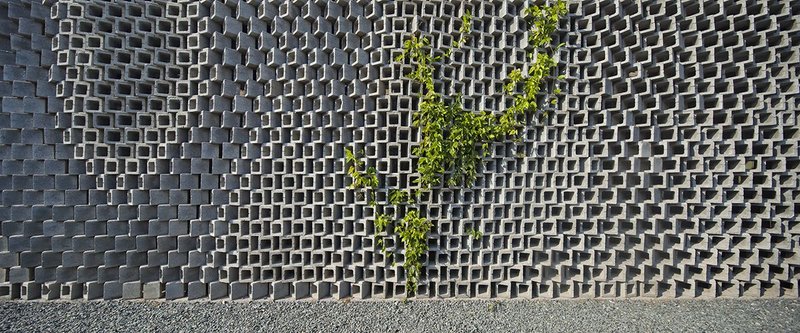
[0,299,798,332]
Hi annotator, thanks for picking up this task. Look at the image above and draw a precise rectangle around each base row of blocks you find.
[3,279,798,301]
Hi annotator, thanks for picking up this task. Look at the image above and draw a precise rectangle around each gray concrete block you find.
[165,281,185,300]
[187,281,207,300]
[122,282,142,300]
[209,281,228,300]
[142,282,162,299]
[103,281,122,300]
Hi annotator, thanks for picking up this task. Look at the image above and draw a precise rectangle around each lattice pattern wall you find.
[0,0,798,300]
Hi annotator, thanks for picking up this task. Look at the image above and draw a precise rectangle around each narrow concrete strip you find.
[1,299,797,332]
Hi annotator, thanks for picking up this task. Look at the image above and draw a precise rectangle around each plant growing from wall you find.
[345,1,568,297]
[344,149,430,294]
[467,227,483,240]
[396,30,499,189]
[503,0,568,128]
[345,148,378,205]
[394,210,432,293]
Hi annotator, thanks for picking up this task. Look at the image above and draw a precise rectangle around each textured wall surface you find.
[0,0,798,300]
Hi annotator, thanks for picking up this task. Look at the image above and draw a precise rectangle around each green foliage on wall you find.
[345,1,569,296]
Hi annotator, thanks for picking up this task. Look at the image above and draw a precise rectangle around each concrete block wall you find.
[0,0,798,300]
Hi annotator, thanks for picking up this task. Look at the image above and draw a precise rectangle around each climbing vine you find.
[345,148,378,205]
[345,1,568,296]
[344,149,430,294]
[394,210,432,293]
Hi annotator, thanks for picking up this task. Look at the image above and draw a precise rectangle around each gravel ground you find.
[0,299,798,332]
